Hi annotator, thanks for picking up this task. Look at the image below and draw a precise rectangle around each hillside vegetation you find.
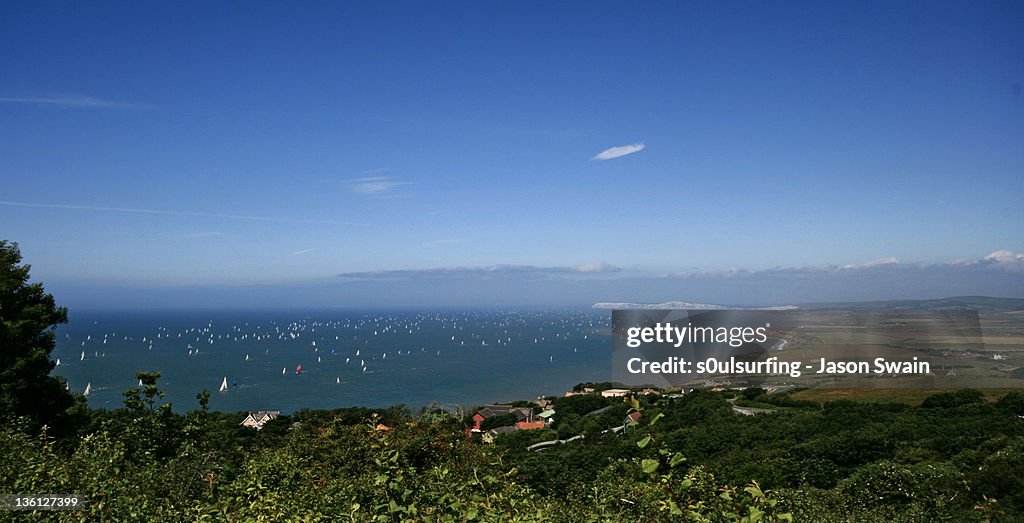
[1,382,1023,521]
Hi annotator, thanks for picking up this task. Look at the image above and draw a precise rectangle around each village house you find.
[537,409,556,426]
[619,412,643,434]
[533,397,554,410]
[600,388,630,398]
[470,404,535,432]
[565,386,598,398]
[482,425,518,444]
[240,411,280,430]
[515,420,546,430]
[480,420,546,444]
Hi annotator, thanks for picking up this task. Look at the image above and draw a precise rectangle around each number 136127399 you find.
[0,495,84,510]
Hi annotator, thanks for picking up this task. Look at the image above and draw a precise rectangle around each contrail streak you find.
[0,201,359,226]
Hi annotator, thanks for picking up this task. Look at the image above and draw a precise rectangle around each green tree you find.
[0,240,81,435]
[480,412,519,431]
[921,389,985,409]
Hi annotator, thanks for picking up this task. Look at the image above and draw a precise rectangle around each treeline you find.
[0,376,785,522]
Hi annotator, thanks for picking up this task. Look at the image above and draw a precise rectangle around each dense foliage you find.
[505,389,1024,521]
[1,384,1023,521]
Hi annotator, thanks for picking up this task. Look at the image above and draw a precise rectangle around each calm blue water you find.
[51,309,612,414]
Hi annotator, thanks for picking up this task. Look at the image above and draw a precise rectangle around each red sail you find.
[296,365,302,374]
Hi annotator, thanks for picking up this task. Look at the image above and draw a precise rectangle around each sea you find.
[50,309,612,414]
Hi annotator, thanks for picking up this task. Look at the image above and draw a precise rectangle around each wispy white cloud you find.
[291,248,316,256]
[840,257,901,270]
[0,200,358,226]
[981,250,1024,267]
[0,95,144,108]
[571,262,621,273]
[592,143,645,161]
[348,176,412,194]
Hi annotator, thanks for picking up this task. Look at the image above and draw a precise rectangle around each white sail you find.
[80,351,85,361]
[282,367,286,375]
[219,377,228,392]
[138,379,143,387]
[336,377,340,384]
[55,358,61,366]
[83,382,91,396]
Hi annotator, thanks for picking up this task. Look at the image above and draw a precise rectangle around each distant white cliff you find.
[592,301,798,310]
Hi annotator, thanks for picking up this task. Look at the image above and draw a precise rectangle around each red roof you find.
[516,421,546,430]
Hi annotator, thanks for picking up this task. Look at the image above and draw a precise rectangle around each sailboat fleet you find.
[53,312,602,408]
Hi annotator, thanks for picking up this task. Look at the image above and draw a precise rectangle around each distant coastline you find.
[593,301,798,310]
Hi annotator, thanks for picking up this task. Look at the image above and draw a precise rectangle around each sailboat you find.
[55,358,61,366]
[83,382,91,396]
[282,367,287,375]
[245,354,250,361]
[138,379,143,387]
[336,377,340,384]
[219,377,229,392]
[80,351,85,361]
[295,365,302,374]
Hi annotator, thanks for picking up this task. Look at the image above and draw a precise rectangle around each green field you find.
[789,387,1024,406]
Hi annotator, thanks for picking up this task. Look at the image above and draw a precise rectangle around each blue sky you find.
[2,2,1022,307]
